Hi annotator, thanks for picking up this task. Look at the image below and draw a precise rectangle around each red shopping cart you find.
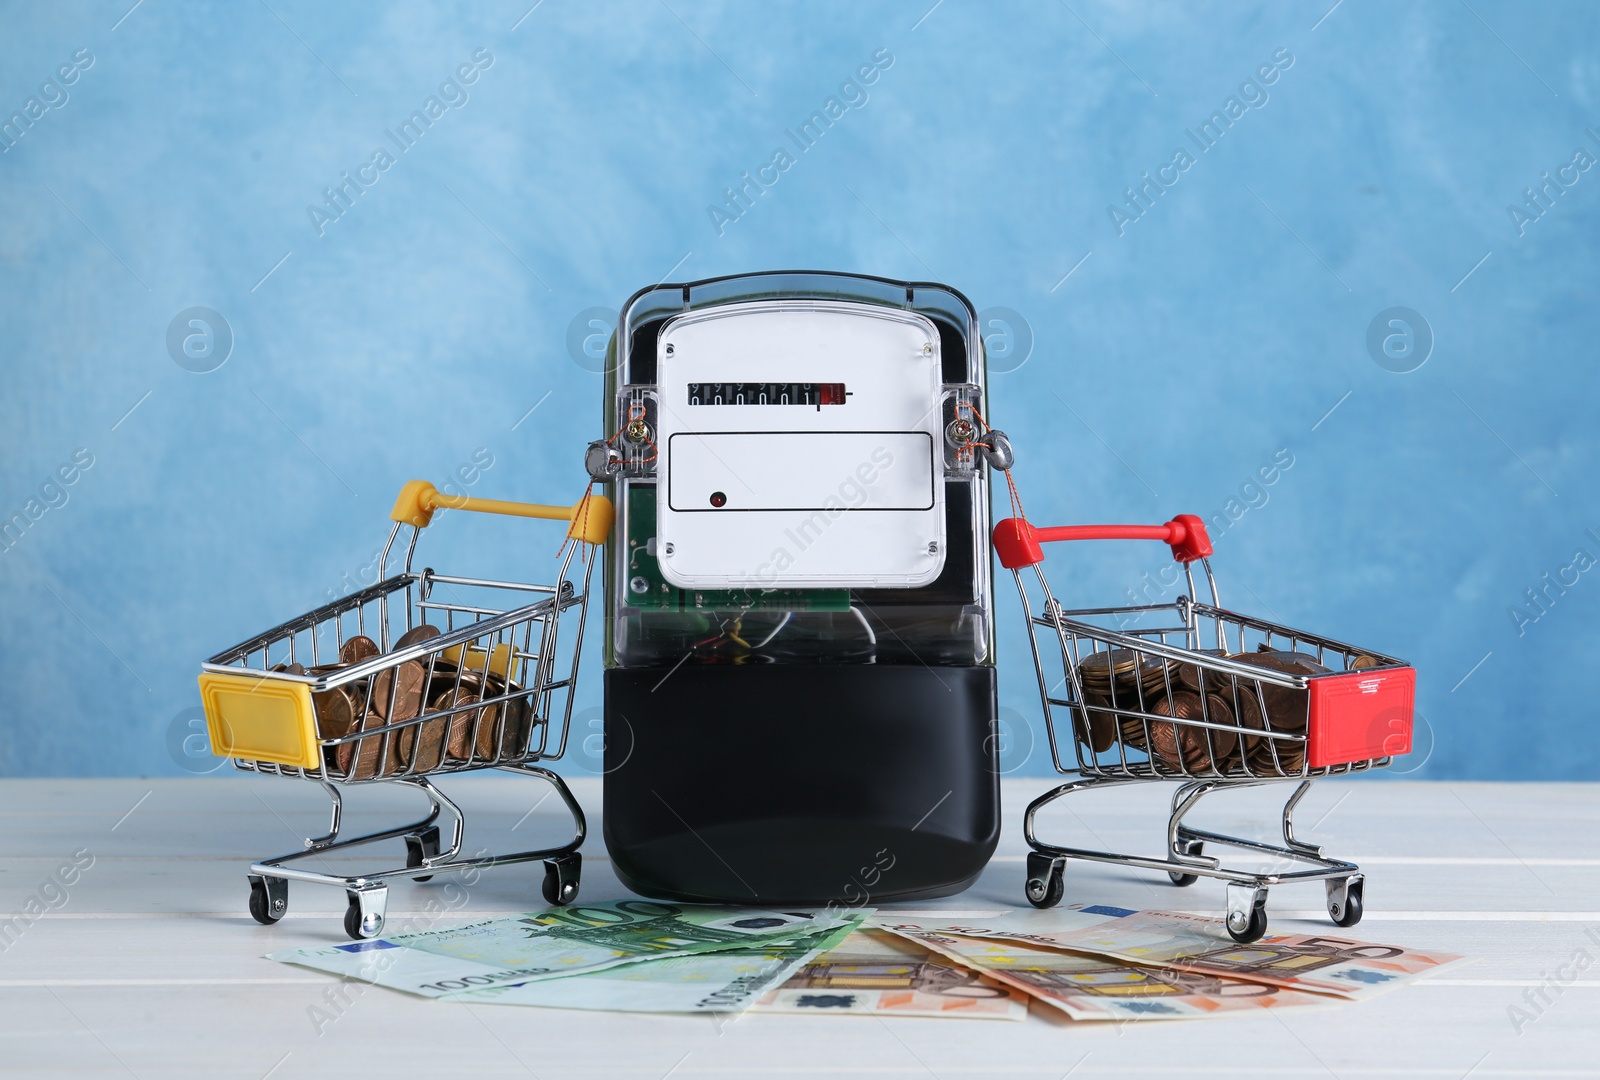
[994,513,1416,943]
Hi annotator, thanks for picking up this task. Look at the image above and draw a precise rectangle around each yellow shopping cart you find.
[198,481,611,939]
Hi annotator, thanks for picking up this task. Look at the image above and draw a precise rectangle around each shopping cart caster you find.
[1225,883,1269,944]
[1168,839,1204,887]
[1327,875,1364,928]
[344,887,388,940]
[542,854,581,906]
[1024,853,1065,909]
[405,826,441,882]
[247,875,287,925]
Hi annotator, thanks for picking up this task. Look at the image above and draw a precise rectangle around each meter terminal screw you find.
[625,419,650,442]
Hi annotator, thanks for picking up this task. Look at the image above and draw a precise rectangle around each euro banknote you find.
[749,928,1028,1020]
[873,921,1334,1021]
[269,901,860,999]
[879,905,1466,1000]
[452,914,869,1013]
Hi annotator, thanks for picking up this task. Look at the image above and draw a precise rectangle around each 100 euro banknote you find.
[452,915,869,1013]
[885,905,1466,1000]
[270,901,859,999]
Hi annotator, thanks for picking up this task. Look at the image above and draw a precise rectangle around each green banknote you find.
[269,901,861,999]
[452,914,869,1013]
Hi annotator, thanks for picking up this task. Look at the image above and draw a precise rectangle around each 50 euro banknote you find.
[748,928,1029,1021]
[873,922,1334,1021]
[880,905,1467,1001]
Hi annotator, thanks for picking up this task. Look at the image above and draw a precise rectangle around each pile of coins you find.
[1073,644,1378,776]
[1076,650,1165,755]
[275,625,532,779]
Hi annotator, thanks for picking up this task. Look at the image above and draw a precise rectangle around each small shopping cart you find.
[198,480,611,940]
[994,513,1416,943]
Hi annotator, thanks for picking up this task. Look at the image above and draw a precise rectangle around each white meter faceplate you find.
[654,301,946,590]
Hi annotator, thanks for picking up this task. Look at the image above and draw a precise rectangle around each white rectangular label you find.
[667,432,933,513]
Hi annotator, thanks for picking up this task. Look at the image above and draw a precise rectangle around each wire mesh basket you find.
[993,512,1416,943]
[197,479,612,939]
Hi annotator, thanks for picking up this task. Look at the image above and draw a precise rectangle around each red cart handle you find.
[992,514,1212,569]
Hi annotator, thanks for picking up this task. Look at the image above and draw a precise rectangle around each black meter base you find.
[602,664,1000,905]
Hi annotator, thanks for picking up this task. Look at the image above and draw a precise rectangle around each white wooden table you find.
[2,775,1595,1078]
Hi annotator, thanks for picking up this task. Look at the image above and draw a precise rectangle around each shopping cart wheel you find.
[1024,852,1065,909]
[344,887,388,940]
[405,826,441,882]
[1225,884,1269,944]
[247,875,286,925]
[1168,839,1204,887]
[542,854,581,906]
[1327,875,1364,928]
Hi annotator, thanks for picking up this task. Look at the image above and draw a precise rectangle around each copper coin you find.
[1079,649,1141,682]
[1225,654,1313,774]
[312,685,357,739]
[334,681,380,776]
[1173,649,1228,694]
[1250,647,1328,673]
[396,656,457,774]
[422,662,486,702]
[393,624,441,651]
[1080,650,1153,697]
[271,662,308,676]
[1081,649,1169,688]
[424,665,489,752]
[1232,651,1322,697]
[1223,677,1273,772]
[339,635,381,665]
[1148,692,1239,773]
[1348,653,1380,671]
[402,705,451,773]
[496,687,533,760]
[469,672,533,762]
[336,710,386,779]
[372,661,426,722]
[339,660,425,778]
[435,687,486,761]
[471,674,511,761]
[377,660,426,775]
[1075,690,1119,754]
[1230,681,1303,773]
[1085,680,1158,753]
[334,719,371,778]
[1237,703,1305,774]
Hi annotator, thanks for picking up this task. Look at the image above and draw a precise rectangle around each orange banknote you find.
[880,905,1467,1001]
[875,922,1335,1021]
[751,929,1028,1020]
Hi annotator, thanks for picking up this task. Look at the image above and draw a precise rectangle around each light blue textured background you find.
[1,0,1595,779]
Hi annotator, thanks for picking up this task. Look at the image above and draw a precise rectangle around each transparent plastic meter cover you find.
[600,272,994,670]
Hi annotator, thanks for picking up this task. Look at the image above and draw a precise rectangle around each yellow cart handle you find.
[388,480,613,544]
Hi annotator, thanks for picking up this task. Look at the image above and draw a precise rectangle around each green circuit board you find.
[623,484,849,612]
